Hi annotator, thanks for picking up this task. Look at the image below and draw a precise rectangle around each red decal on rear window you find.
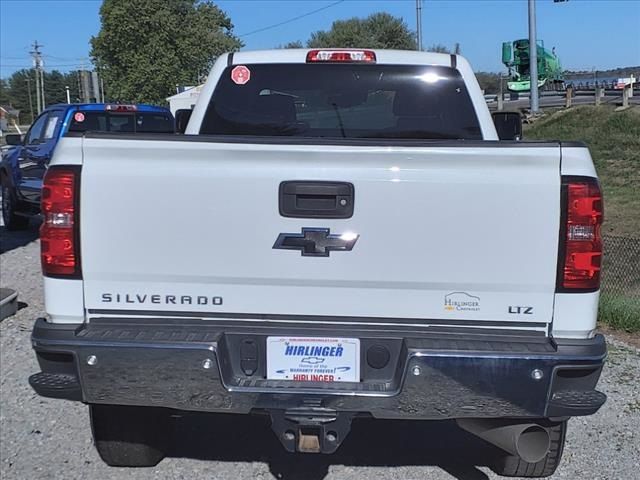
[231,65,251,85]
[74,112,85,122]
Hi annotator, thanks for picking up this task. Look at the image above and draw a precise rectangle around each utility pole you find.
[25,78,34,123]
[30,41,45,114]
[416,0,423,51]
[79,58,91,103]
[528,0,539,113]
[77,70,82,102]
[40,66,45,110]
[65,86,71,104]
[81,71,92,103]
[91,71,100,103]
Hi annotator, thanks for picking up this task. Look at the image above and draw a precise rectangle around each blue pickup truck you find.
[1,103,174,230]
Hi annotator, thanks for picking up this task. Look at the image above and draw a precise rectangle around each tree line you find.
[0,70,83,124]
[1,1,505,118]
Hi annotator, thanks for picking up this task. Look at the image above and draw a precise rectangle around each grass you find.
[525,106,640,334]
[524,105,640,237]
[599,294,640,333]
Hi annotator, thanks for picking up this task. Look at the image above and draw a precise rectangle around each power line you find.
[238,0,345,38]
[1,63,85,68]
[44,55,89,61]
[1,56,86,66]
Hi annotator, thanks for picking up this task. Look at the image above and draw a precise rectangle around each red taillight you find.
[306,49,376,63]
[559,177,603,290]
[40,167,81,277]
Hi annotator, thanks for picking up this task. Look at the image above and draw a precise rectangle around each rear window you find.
[201,64,482,140]
[69,111,174,133]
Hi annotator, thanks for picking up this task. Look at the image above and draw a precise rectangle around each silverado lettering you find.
[100,293,223,306]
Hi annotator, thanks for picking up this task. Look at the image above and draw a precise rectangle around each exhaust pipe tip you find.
[515,425,551,463]
[456,419,551,464]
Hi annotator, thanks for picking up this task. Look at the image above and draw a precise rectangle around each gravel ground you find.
[1,225,639,480]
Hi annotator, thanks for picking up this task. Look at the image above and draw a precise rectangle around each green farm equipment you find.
[502,39,565,92]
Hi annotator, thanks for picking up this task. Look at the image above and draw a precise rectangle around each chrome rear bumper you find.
[30,317,606,421]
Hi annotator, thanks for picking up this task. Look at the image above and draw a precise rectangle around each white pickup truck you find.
[29,49,606,477]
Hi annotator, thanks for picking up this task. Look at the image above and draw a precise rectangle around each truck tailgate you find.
[80,137,561,331]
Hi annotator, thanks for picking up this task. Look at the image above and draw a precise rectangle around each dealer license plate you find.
[266,337,360,383]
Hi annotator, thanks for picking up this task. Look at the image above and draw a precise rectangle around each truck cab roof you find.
[187,48,495,139]
[45,103,171,113]
[228,48,456,67]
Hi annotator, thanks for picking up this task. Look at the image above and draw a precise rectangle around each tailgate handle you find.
[279,181,354,219]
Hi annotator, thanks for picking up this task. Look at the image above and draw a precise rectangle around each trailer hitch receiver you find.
[270,406,355,454]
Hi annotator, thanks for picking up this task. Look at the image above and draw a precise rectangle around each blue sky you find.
[1,0,639,79]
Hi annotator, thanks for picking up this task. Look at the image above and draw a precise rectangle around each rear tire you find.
[90,404,170,467]
[1,185,29,230]
[491,420,568,478]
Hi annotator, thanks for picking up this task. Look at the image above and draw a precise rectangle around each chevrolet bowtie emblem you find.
[273,228,359,257]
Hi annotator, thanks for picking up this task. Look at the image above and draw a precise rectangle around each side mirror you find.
[492,112,522,141]
[175,109,193,134]
[4,134,23,146]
